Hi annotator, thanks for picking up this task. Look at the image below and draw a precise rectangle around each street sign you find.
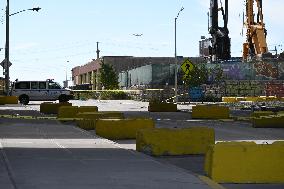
[0,59,12,70]
[181,59,194,75]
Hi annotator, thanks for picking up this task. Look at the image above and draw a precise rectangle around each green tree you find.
[99,63,119,90]
[212,65,224,84]
[183,63,209,87]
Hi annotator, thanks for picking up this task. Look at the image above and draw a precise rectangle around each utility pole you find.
[174,7,184,103]
[5,0,10,95]
[2,3,41,95]
[96,42,100,60]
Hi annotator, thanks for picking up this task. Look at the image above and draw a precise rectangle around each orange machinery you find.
[243,0,268,61]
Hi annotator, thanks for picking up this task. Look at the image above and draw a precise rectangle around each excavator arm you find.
[243,0,268,60]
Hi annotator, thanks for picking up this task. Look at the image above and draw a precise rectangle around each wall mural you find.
[254,62,278,79]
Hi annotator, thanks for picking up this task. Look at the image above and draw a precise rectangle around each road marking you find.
[198,175,227,189]
[0,142,18,189]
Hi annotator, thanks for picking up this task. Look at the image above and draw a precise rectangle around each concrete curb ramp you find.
[136,127,215,156]
[205,141,284,183]
[252,115,284,128]
[192,105,229,119]
[96,119,155,139]
[148,102,177,112]
[0,96,18,104]
[40,102,72,114]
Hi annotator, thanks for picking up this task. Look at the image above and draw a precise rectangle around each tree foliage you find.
[183,64,209,87]
[183,64,225,87]
[99,63,119,90]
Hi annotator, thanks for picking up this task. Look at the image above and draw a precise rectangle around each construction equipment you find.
[243,0,269,61]
[209,0,231,61]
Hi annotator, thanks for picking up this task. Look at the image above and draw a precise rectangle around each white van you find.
[11,79,73,105]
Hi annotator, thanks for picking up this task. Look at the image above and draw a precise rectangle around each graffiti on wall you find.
[224,81,264,96]
[254,62,278,79]
[265,81,284,97]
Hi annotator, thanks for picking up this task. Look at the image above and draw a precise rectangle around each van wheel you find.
[19,95,29,105]
[59,95,68,103]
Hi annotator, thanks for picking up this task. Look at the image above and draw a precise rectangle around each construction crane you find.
[209,0,231,61]
[243,0,269,61]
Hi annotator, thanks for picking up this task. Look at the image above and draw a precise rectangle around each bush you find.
[99,91,131,100]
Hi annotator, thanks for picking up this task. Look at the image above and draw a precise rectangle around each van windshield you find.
[48,82,62,89]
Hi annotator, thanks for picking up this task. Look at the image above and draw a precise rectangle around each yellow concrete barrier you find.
[0,96,5,105]
[96,119,155,140]
[245,97,260,102]
[57,106,79,118]
[4,96,18,104]
[76,119,96,130]
[148,102,177,112]
[40,102,72,114]
[222,97,238,103]
[78,106,98,113]
[265,96,278,101]
[76,111,124,120]
[250,111,275,118]
[252,115,284,128]
[0,96,18,104]
[136,127,215,156]
[236,97,246,101]
[205,141,284,183]
[192,105,230,119]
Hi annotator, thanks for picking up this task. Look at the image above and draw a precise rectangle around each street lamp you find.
[3,0,41,95]
[174,7,184,103]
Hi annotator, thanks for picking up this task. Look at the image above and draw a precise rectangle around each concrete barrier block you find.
[252,115,284,128]
[266,96,277,101]
[4,96,18,104]
[78,106,98,113]
[76,111,124,120]
[192,105,230,119]
[245,97,260,102]
[76,119,96,130]
[148,102,177,112]
[236,97,246,101]
[57,106,79,118]
[205,141,284,183]
[136,127,215,156]
[96,119,155,140]
[0,96,5,105]
[222,97,238,103]
[40,102,72,114]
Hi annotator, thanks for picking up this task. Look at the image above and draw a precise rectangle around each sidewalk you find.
[0,120,214,189]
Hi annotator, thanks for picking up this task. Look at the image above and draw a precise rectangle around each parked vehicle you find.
[11,79,73,105]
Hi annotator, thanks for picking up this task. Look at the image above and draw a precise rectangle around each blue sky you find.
[0,0,283,84]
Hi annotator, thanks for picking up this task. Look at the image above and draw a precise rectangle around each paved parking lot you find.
[1,100,284,189]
